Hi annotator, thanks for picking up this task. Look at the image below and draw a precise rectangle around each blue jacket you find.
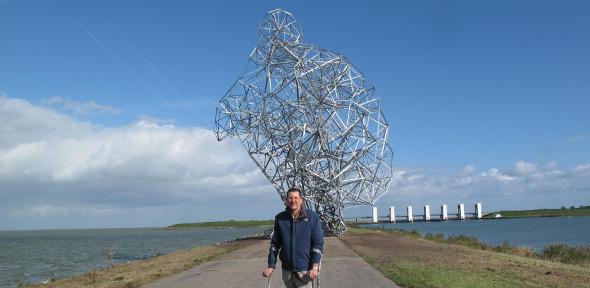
[267,207,324,272]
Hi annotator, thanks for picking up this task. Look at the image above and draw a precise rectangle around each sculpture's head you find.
[258,9,303,45]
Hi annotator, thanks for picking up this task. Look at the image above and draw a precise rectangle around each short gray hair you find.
[286,187,302,197]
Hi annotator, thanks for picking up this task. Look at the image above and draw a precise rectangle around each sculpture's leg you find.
[314,199,346,236]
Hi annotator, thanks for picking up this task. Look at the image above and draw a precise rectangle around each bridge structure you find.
[348,202,485,223]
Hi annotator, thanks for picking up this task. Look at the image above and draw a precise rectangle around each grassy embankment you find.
[382,228,590,267]
[483,206,590,219]
[27,239,259,288]
[167,219,273,228]
[342,227,590,288]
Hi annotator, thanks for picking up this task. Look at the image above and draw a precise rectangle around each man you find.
[262,187,324,288]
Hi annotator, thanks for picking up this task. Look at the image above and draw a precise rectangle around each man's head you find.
[286,187,304,213]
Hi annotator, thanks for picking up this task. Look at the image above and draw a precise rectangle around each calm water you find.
[365,216,590,251]
[0,227,267,288]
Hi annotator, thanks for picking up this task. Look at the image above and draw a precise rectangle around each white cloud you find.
[8,204,158,218]
[44,96,122,115]
[545,161,558,170]
[0,97,257,185]
[573,164,590,173]
[1,96,589,229]
[460,164,475,175]
[480,168,517,182]
[0,96,279,229]
[375,160,590,215]
[515,161,537,174]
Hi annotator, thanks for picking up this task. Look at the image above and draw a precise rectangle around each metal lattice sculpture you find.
[214,9,393,235]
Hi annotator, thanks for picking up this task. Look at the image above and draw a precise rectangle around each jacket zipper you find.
[291,216,295,270]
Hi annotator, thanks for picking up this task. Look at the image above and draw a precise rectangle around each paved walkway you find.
[144,237,399,288]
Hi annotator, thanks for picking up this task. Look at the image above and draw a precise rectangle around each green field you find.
[483,206,590,219]
[167,219,273,228]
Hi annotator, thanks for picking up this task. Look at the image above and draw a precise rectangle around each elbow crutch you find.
[312,251,323,288]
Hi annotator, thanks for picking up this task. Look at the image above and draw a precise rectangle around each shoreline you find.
[167,220,273,229]
[483,206,590,219]
[343,228,590,287]
[25,235,261,288]
[17,216,590,287]
[356,216,590,255]
[26,226,590,288]
[353,226,590,267]
[25,228,590,288]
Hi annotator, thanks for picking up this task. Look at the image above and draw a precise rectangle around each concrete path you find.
[144,237,399,288]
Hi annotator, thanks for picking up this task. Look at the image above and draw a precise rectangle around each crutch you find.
[312,256,322,288]
[266,229,275,288]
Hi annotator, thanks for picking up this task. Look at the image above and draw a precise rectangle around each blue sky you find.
[1,0,589,230]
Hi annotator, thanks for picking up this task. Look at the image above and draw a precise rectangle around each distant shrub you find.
[126,280,141,288]
[543,244,590,265]
[446,235,488,250]
[381,228,421,239]
[492,242,537,257]
[425,233,445,242]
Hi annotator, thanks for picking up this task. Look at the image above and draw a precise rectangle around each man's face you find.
[287,191,303,211]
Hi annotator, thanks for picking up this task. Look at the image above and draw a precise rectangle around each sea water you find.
[0,227,267,288]
[365,216,590,251]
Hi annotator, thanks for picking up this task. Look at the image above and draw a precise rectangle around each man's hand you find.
[308,266,319,280]
[262,267,274,277]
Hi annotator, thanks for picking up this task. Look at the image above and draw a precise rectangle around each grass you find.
[369,260,524,288]
[167,219,273,228]
[26,239,258,288]
[341,228,590,288]
[483,206,590,219]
